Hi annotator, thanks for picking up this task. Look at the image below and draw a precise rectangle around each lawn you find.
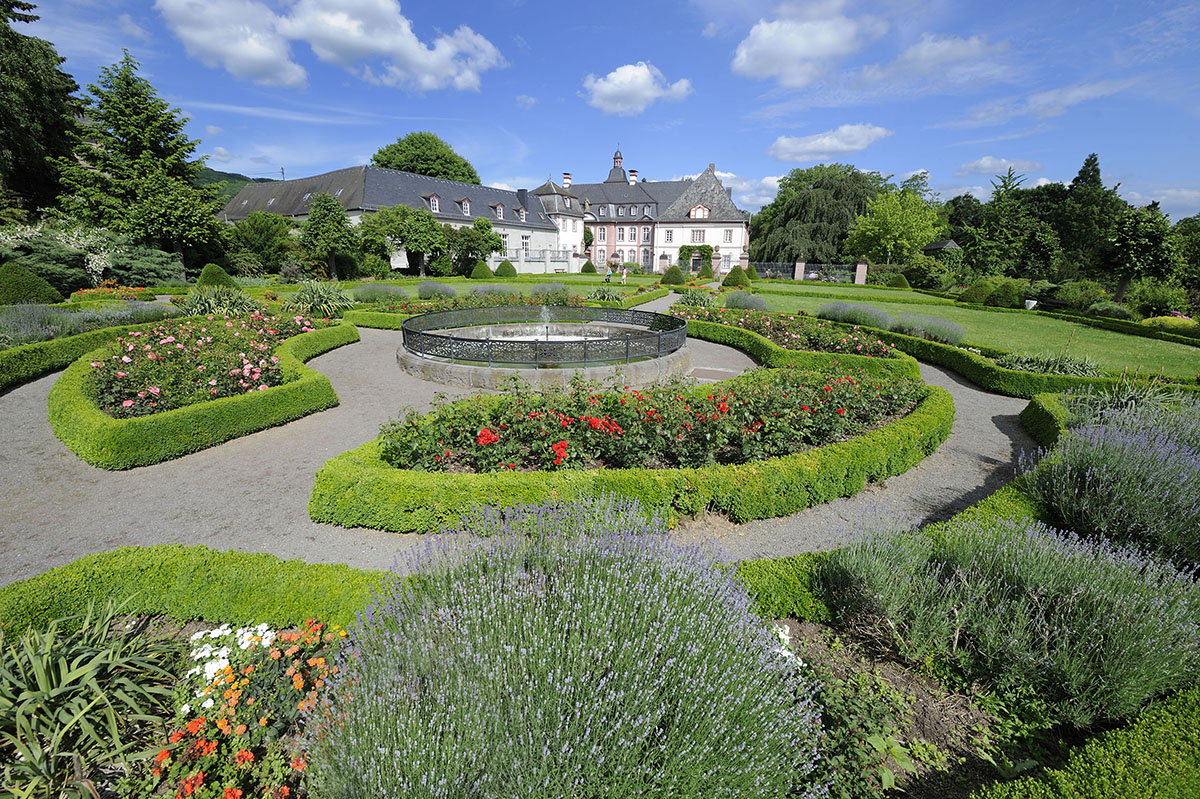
[755,281,952,303]
[760,293,1200,377]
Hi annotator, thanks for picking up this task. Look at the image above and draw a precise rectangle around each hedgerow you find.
[48,323,359,469]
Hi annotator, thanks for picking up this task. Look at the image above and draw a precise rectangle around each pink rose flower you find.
[122,400,134,408]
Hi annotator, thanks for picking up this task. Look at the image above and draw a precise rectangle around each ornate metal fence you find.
[401,306,688,367]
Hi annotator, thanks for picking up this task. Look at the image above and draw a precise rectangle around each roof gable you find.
[658,165,745,223]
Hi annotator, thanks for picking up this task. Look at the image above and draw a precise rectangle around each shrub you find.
[494,259,517,277]
[817,301,896,330]
[468,260,493,279]
[588,285,624,302]
[821,515,1200,727]
[353,283,408,303]
[995,351,1106,377]
[357,252,392,280]
[722,265,752,288]
[580,260,597,274]
[411,280,450,300]
[426,253,453,277]
[1021,396,1200,563]
[1024,279,1058,301]
[662,264,686,285]
[227,249,265,277]
[886,273,910,288]
[675,287,718,307]
[890,313,965,345]
[178,285,261,316]
[902,254,952,290]
[1141,315,1199,334]
[468,284,508,298]
[0,603,179,797]
[983,278,1023,308]
[1056,279,1110,310]
[302,499,823,798]
[378,370,923,473]
[1086,301,1134,319]
[0,301,177,349]
[284,281,355,317]
[1125,278,1190,318]
[673,306,896,358]
[956,276,1005,304]
[698,261,715,280]
[0,261,63,304]
[745,262,760,281]
[195,262,238,288]
[725,290,768,311]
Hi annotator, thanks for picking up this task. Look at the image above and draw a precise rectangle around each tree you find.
[301,193,357,280]
[750,163,887,264]
[441,217,502,273]
[583,226,593,249]
[1107,202,1183,301]
[1059,153,1128,278]
[0,1,80,209]
[1174,214,1200,291]
[53,52,222,261]
[358,204,444,275]
[230,211,293,272]
[843,189,939,265]
[371,131,480,184]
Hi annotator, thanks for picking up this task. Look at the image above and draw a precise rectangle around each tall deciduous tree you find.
[53,52,222,261]
[442,217,502,272]
[371,132,480,184]
[843,189,939,265]
[358,204,444,275]
[301,193,356,280]
[1174,214,1200,292]
[1107,202,1183,301]
[0,1,79,209]
[230,211,293,272]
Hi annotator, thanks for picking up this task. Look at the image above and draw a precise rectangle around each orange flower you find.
[234,748,255,766]
[222,788,243,799]
[156,749,171,764]
[269,649,282,660]
[186,717,206,735]
[259,717,268,726]
[234,723,247,735]
[290,755,306,772]
[170,730,185,743]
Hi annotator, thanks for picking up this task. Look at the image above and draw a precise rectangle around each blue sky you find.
[25,0,1200,219]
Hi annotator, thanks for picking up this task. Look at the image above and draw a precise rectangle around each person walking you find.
[621,267,627,285]
[604,265,613,284]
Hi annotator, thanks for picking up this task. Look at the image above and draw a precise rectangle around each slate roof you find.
[568,178,693,213]
[530,179,585,218]
[657,164,747,223]
[221,166,557,231]
[922,239,961,251]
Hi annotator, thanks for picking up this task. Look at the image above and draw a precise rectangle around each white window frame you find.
[521,234,531,256]
[519,208,526,222]
[596,247,605,262]
[689,205,709,219]
[664,229,673,243]
[617,206,624,216]
[597,227,606,242]
[642,226,650,242]
[617,227,625,242]
[565,198,572,208]
[462,200,470,215]
[691,229,705,243]
[430,196,440,213]
[496,205,503,220]
[599,206,607,217]
[723,228,733,243]
[572,219,577,232]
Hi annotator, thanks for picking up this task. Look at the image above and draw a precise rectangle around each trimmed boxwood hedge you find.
[970,688,1200,799]
[48,322,360,469]
[342,309,409,329]
[307,384,953,533]
[0,261,65,304]
[1018,392,1072,447]
[587,287,670,309]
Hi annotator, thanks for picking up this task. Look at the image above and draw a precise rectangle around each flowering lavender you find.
[817,302,896,331]
[1021,395,1200,563]
[0,301,177,349]
[822,515,1200,727]
[301,498,826,798]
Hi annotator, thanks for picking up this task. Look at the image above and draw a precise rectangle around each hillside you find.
[195,166,274,202]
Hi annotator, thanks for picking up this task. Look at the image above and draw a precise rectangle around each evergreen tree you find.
[371,131,480,184]
[1059,153,1128,278]
[230,211,293,272]
[53,52,222,261]
[0,1,79,208]
[301,193,357,280]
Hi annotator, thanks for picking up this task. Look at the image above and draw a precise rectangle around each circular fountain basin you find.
[397,306,691,388]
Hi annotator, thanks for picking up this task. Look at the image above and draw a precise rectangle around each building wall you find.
[654,221,749,271]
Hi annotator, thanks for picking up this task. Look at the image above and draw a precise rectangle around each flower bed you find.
[87,313,321,418]
[0,300,178,350]
[381,371,924,473]
[670,305,893,357]
[364,286,583,315]
[69,284,150,302]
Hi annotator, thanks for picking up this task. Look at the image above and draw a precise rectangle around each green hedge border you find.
[1,317,190,394]
[48,322,360,469]
[587,287,670,309]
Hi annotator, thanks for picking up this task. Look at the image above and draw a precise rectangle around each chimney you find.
[517,188,528,207]
[562,172,572,188]
[628,169,638,185]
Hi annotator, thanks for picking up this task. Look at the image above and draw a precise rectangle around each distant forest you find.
[194,166,275,202]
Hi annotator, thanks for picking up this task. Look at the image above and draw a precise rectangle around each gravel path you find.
[0,317,1031,587]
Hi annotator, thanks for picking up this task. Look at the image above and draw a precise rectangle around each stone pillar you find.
[793,259,806,281]
[738,249,750,273]
[543,250,551,274]
[854,260,868,285]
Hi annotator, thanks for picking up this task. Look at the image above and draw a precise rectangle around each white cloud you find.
[117,13,150,41]
[1124,187,1200,220]
[856,33,1012,91]
[208,146,233,163]
[1032,177,1057,187]
[946,78,1140,127]
[180,100,379,125]
[732,11,887,88]
[767,123,892,162]
[204,124,223,136]
[956,156,1043,176]
[155,0,306,88]
[582,62,693,116]
[155,0,505,91]
[902,168,928,180]
[701,21,720,37]
[515,94,537,110]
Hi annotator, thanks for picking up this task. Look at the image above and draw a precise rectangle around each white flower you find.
[202,698,214,709]
[181,703,191,715]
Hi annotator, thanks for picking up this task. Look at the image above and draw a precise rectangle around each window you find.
[500,233,509,249]
[596,248,605,262]
[643,206,650,216]
[462,200,470,215]
[617,206,624,216]
[642,247,651,266]
[615,250,624,262]
[302,192,311,201]
[723,254,732,269]
[691,229,705,243]
[521,234,531,256]
[572,219,577,232]
[429,196,439,213]
[519,208,526,222]
[689,205,709,219]
[565,198,572,208]
[599,206,607,217]
[334,188,343,197]
[240,200,248,207]
[617,227,625,242]
[664,229,673,243]
[598,227,606,242]
[642,226,650,242]
[723,229,733,243]
[266,197,275,206]
[496,205,503,220]
[628,226,636,240]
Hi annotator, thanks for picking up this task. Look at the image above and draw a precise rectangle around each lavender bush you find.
[818,301,896,331]
[821,516,1200,727]
[0,301,178,349]
[352,283,408,302]
[302,497,825,798]
[1021,397,1200,562]
[891,313,965,345]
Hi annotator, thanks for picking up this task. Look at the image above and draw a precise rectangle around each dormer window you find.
[565,198,572,208]
[302,193,311,202]
[462,199,470,215]
[240,200,248,207]
[429,196,440,213]
[617,206,624,216]
[334,188,343,197]
[689,205,710,219]
[643,205,650,216]
[599,206,607,217]
[496,205,503,220]
[266,197,275,206]
[519,208,526,222]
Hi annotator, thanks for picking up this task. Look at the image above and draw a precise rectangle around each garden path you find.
[0,321,1032,587]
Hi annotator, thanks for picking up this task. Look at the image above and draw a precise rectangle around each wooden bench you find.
[553,267,567,273]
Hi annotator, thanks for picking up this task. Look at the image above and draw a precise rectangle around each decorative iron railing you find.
[401,306,687,368]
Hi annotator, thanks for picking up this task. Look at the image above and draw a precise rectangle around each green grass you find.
[762,294,1200,376]
[755,281,951,303]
